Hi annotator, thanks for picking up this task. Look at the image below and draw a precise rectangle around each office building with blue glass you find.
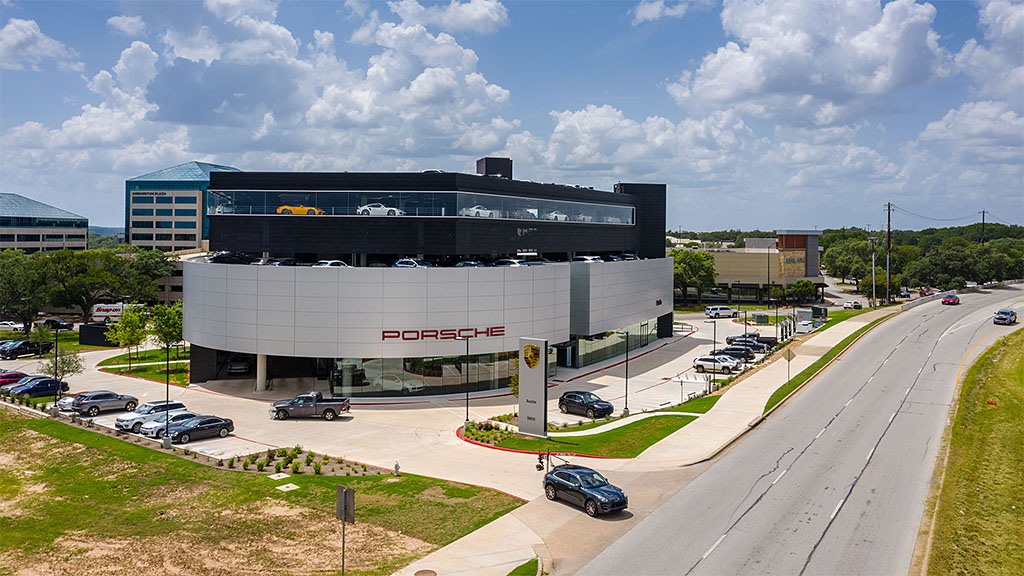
[125,161,241,252]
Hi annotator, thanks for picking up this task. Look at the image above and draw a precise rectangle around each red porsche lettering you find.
[381,326,506,341]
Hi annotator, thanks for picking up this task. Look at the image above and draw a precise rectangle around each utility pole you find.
[981,210,987,243]
[885,202,892,304]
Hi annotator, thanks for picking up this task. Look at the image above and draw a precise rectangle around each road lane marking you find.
[868,376,874,382]
[815,428,825,439]
[845,398,852,407]
[830,499,845,520]
[866,447,875,461]
[889,412,897,423]
[702,535,726,559]
[772,469,787,485]
[906,387,912,396]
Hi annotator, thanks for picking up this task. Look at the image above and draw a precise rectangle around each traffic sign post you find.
[782,349,796,388]
[337,485,355,575]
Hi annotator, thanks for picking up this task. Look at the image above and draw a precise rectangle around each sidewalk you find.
[394,307,897,575]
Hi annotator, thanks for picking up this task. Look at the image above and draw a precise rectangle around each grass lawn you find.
[101,361,190,387]
[763,316,888,414]
[927,329,1024,576]
[507,558,538,575]
[0,409,522,576]
[498,414,697,458]
[98,346,190,367]
[0,330,113,354]
[662,394,721,414]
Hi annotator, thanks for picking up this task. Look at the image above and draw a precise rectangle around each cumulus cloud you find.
[107,15,146,36]
[668,0,952,126]
[163,27,223,65]
[113,41,159,92]
[0,18,79,70]
[204,0,279,22]
[631,0,694,25]
[387,0,509,34]
[954,0,1024,105]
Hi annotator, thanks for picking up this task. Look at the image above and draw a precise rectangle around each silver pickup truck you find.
[269,391,350,421]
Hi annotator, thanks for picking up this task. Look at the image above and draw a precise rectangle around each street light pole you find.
[456,336,470,426]
[614,330,631,417]
[53,324,59,410]
[704,320,717,350]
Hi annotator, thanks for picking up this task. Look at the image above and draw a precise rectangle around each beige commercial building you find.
[708,230,825,303]
[0,193,88,253]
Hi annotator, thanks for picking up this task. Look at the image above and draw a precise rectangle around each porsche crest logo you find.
[523,344,540,369]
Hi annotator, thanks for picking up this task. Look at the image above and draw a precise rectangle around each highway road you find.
[577,286,1023,576]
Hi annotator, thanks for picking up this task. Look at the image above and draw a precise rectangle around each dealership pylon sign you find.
[518,337,548,438]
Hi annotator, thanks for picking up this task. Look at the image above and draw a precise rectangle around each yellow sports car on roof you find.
[276,205,325,215]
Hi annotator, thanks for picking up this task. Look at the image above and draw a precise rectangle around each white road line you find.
[917,367,923,375]
[815,428,825,439]
[702,535,727,559]
[830,499,845,520]
[866,447,875,461]
[889,412,897,423]
[868,376,874,382]
[906,387,912,396]
[772,469,787,485]
[845,398,853,407]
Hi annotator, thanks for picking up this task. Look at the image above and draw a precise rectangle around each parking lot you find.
[0,311,762,499]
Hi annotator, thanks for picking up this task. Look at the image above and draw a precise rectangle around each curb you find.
[682,310,900,467]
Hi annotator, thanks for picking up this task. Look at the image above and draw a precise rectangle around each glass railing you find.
[206,190,634,225]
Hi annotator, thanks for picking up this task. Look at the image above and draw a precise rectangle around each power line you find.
[985,212,1022,227]
[891,205,979,222]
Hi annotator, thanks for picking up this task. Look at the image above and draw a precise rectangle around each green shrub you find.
[304,453,314,466]
[290,461,301,474]
[276,448,288,458]
[256,459,266,472]
[227,457,235,468]
[313,462,322,475]
[321,453,330,462]
[241,459,250,471]
[216,459,224,467]
[292,444,303,455]
[265,448,276,461]
[275,461,283,473]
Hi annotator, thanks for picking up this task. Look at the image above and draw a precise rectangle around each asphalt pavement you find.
[575,285,1023,576]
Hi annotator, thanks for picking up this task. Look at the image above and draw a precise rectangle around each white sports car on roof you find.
[356,203,405,216]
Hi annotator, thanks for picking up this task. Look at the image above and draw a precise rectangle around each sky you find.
[1,0,1022,232]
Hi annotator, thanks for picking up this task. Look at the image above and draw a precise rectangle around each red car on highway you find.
[920,289,935,296]
[941,295,960,305]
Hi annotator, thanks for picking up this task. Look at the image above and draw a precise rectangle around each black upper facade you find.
[206,162,666,261]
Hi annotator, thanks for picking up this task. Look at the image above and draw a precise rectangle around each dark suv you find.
[0,340,54,360]
[544,464,627,517]
[558,392,613,419]
[712,346,756,362]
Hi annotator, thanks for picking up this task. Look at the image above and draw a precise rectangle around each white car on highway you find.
[693,355,744,374]
[459,205,495,218]
[356,203,405,216]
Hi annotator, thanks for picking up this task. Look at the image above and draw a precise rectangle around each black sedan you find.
[558,391,614,419]
[8,377,68,398]
[544,464,627,517]
[166,416,234,444]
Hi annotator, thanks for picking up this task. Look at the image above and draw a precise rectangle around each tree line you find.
[821,224,1023,292]
[0,247,175,334]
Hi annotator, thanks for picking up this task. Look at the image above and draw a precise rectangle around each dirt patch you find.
[417,485,470,504]
[0,482,47,518]
[8,499,432,576]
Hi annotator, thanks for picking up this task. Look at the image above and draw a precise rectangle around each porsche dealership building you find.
[183,158,673,398]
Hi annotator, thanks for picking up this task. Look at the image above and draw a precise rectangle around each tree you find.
[0,249,47,335]
[42,249,127,318]
[29,323,52,354]
[39,351,85,382]
[149,301,183,439]
[787,280,816,303]
[670,249,717,304]
[106,305,148,370]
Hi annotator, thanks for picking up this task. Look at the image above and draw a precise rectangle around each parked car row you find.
[207,252,641,267]
[0,371,68,397]
[60,393,236,444]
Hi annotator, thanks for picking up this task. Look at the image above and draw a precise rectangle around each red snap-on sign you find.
[382,326,506,341]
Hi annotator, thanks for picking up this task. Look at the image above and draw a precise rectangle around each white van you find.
[705,305,739,318]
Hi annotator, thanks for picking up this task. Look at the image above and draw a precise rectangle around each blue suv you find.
[544,464,627,517]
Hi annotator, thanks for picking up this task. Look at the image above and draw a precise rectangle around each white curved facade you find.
[183,260,572,359]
